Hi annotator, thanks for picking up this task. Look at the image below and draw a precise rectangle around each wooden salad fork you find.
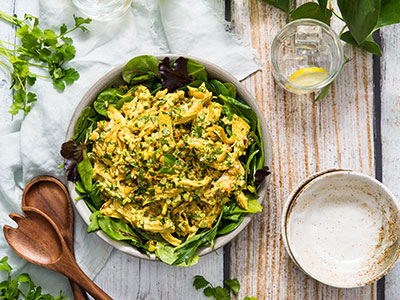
[21,176,88,300]
[3,207,112,300]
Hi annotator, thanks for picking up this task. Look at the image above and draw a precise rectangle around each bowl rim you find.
[281,168,348,268]
[283,169,400,288]
[65,54,273,261]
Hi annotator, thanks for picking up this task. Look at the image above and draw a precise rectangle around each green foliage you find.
[266,0,400,56]
[290,2,332,25]
[337,0,380,45]
[193,275,258,300]
[93,87,126,116]
[340,31,382,56]
[0,256,66,300]
[77,151,93,192]
[69,55,267,266]
[0,11,91,115]
[377,0,400,27]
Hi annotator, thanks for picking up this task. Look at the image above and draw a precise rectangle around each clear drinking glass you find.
[72,0,133,22]
[271,19,344,95]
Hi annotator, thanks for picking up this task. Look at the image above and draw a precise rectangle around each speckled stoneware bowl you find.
[283,170,400,288]
[281,168,347,266]
[65,54,272,261]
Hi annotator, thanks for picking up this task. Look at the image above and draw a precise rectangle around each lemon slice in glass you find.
[286,67,328,94]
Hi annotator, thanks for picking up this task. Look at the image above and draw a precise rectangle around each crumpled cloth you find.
[0,0,259,297]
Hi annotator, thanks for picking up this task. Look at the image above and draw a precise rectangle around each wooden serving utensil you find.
[3,207,112,300]
[21,176,88,300]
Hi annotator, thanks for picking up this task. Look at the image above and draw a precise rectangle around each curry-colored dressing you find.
[88,84,251,247]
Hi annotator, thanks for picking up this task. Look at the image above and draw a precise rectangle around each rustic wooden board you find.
[380,23,400,300]
[229,0,376,299]
[3,0,400,299]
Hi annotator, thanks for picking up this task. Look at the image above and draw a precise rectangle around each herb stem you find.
[339,25,347,37]
[27,62,47,68]
[331,9,345,22]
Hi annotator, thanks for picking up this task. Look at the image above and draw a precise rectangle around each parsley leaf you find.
[0,11,91,115]
[193,275,210,290]
[193,275,258,300]
[0,256,66,299]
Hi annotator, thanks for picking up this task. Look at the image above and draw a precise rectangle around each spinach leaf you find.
[88,212,145,248]
[377,0,400,28]
[223,82,236,98]
[218,215,245,235]
[89,184,103,210]
[93,87,125,116]
[208,79,230,96]
[263,0,293,13]
[340,31,382,56]
[88,211,100,232]
[73,106,96,143]
[155,243,199,266]
[77,151,93,192]
[338,0,380,45]
[290,2,332,25]
[219,95,257,130]
[187,59,208,81]
[116,95,134,109]
[172,214,222,265]
[122,55,160,84]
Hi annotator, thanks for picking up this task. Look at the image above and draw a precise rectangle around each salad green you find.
[61,55,269,266]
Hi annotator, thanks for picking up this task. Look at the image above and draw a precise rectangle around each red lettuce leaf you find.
[159,57,194,91]
[60,140,83,181]
[254,166,271,186]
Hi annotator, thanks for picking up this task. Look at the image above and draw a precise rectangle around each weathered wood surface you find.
[1,0,400,299]
[381,23,400,300]
[229,0,377,299]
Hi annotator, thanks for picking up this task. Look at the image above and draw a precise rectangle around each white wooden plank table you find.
[1,0,400,299]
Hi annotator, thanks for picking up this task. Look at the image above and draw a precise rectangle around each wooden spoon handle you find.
[70,279,89,300]
[67,267,112,300]
[62,263,112,300]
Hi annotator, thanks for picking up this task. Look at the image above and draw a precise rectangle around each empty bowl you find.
[282,170,400,288]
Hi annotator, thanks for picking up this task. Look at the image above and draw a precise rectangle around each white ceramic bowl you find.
[281,168,347,266]
[283,170,400,288]
[65,54,272,261]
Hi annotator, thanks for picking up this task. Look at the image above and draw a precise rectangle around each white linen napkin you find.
[0,0,260,297]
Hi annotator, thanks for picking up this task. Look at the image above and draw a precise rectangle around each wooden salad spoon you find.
[21,176,88,300]
[3,207,112,300]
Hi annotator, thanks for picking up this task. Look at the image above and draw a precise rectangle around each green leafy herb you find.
[77,151,93,192]
[122,55,160,85]
[64,55,268,266]
[193,275,258,300]
[0,11,91,115]
[0,256,66,299]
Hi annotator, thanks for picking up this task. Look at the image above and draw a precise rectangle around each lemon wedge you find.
[286,67,328,94]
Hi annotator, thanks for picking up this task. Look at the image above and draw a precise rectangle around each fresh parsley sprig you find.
[0,11,91,115]
[193,275,258,300]
[0,256,66,300]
